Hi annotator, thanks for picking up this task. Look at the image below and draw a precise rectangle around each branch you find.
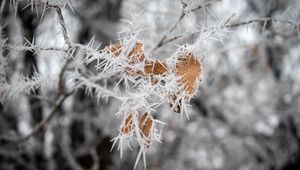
[60,124,85,170]
[151,0,221,53]
[54,6,73,94]
[55,6,71,47]
[158,17,300,47]
[21,92,72,141]
[0,42,68,53]
[20,6,74,142]
[189,0,222,13]
[17,0,73,10]
[223,17,299,28]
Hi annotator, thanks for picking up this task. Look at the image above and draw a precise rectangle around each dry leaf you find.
[125,59,168,77]
[125,43,169,77]
[175,53,202,95]
[121,113,135,135]
[120,112,153,147]
[128,42,145,64]
[104,43,123,57]
[139,112,153,138]
[144,60,168,75]
[104,42,169,79]
[103,42,144,62]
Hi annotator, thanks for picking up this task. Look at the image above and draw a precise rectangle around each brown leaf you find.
[138,112,153,138]
[104,42,169,79]
[103,42,146,76]
[126,43,169,76]
[175,53,202,95]
[104,43,123,57]
[128,42,145,64]
[103,42,145,62]
[144,60,168,75]
[121,113,135,135]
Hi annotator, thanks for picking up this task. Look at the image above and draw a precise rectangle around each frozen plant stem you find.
[151,0,222,53]
[55,6,71,47]
[223,17,299,28]
[0,42,68,52]
[54,6,74,94]
[158,17,300,48]
[21,5,74,141]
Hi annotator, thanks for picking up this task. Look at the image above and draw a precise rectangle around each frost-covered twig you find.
[21,6,74,141]
[223,17,299,29]
[151,0,222,53]
[74,75,125,101]
[0,72,55,102]
[0,40,68,53]
[54,6,71,47]
[55,6,73,94]
[1,0,74,16]
[159,17,300,47]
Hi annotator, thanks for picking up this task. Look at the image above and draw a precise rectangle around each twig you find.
[156,17,300,47]
[0,42,68,53]
[60,123,85,170]
[21,6,74,142]
[17,0,73,10]
[223,17,299,28]
[21,92,72,141]
[54,6,71,47]
[58,54,72,94]
[189,0,222,13]
[151,0,221,53]
[53,6,74,94]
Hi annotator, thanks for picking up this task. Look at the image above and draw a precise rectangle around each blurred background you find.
[1,0,300,170]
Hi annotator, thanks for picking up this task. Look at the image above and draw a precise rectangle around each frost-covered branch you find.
[151,0,222,53]
[158,16,300,47]
[21,5,74,140]
[0,40,68,53]
[0,72,56,102]
[2,0,299,169]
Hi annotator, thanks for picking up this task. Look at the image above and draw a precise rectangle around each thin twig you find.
[0,43,68,53]
[58,54,72,94]
[21,6,74,142]
[223,17,298,28]
[157,17,300,47]
[21,92,73,141]
[189,0,222,13]
[54,5,74,94]
[151,0,221,53]
[54,6,71,47]
[60,123,85,170]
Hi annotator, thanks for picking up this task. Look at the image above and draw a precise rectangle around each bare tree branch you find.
[157,17,300,48]
[21,5,74,141]
[21,91,72,141]
[151,0,222,53]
